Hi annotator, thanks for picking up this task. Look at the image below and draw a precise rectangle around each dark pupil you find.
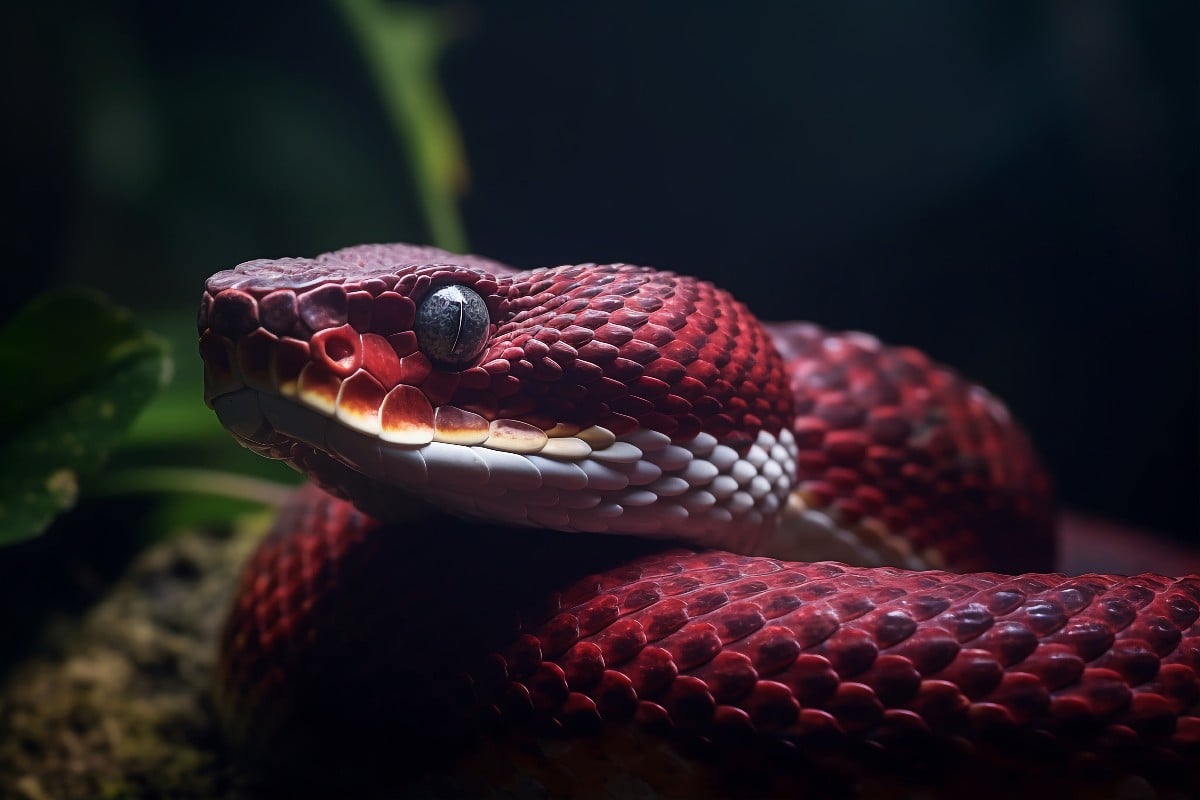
[415,284,489,367]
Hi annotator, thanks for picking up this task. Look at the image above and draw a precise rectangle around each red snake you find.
[200,243,1198,795]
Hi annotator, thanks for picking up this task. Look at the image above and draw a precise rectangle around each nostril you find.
[311,324,363,376]
[326,338,354,363]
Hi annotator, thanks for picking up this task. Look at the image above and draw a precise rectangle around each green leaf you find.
[0,289,171,545]
[119,310,231,448]
[336,0,470,251]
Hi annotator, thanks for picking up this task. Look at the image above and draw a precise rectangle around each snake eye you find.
[414,284,490,367]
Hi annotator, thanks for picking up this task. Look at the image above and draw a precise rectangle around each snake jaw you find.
[206,360,921,569]
[209,378,800,551]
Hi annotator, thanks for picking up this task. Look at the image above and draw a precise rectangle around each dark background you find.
[5,1,1197,543]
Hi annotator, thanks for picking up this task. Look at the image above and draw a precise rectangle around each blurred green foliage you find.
[338,0,470,252]
[1,1,470,545]
[0,291,170,544]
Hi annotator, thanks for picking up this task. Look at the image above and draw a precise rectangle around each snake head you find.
[199,243,798,552]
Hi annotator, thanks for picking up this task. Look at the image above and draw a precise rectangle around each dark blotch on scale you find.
[209,289,259,337]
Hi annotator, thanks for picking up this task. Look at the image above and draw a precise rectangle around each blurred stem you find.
[89,467,295,508]
[336,0,470,252]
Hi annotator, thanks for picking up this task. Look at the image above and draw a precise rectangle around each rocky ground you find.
[0,520,259,800]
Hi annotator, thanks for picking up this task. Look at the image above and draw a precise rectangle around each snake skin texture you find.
[766,321,1053,574]
[201,244,1199,796]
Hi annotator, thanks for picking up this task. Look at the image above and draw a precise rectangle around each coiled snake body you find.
[200,244,1198,796]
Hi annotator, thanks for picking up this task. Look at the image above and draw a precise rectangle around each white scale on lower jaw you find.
[212,384,799,552]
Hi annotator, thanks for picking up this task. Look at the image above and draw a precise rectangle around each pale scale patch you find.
[477,448,542,490]
[577,425,616,449]
[654,445,693,472]
[297,363,338,415]
[624,429,671,451]
[525,455,589,490]
[730,460,757,485]
[745,443,769,468]
[689,432,718,455]
[748,475,772,499]
[648,476,689,496]
[578,460,629,490]
[433,406,490,445]
[274,369,299,399]
[544,423,581,438]
[709,475,738,500]
[709,445,738,471]
[432,442,494,486]
[761,459,783,482]
[729,491,754,514]
[378,444,428,485]
[625,460,663,486]
[682,490,716,511]
[762,493,931,570]
[484,419,547,454]
[540,437,592,459]
[682,459,719,484]
[590,442,643,464]
[334,387,383,437]
[379,386,434,445]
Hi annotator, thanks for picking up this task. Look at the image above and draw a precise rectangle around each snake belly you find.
[200,243,1199,792]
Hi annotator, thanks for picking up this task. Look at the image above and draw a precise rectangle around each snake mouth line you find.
[210,380,798,552]
[211,378,934,570]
